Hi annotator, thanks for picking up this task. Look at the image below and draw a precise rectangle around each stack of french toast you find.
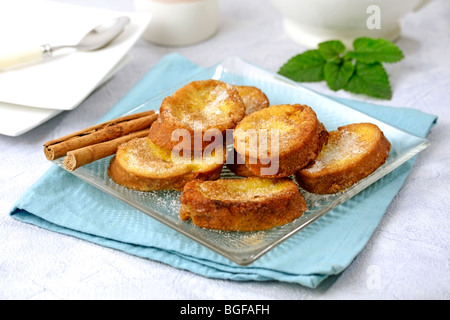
[108,79,391,232]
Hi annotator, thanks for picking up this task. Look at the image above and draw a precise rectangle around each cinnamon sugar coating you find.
[234,85,270,115]
[295,123,391,194]
[108,137,224,191]
[179,177,306,231]
[233,104,328,178]
[148,79,246,151]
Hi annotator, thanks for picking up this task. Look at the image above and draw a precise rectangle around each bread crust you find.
[179,177,307,231]
[148,80,245,151]
[108,137,224,191]
[226,85,270,176]
[295,123,391,194]
[234,85,270,115]
[225,148,255,177]
[233,104,328,178]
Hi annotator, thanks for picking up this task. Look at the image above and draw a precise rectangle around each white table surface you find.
[1,0,448,300]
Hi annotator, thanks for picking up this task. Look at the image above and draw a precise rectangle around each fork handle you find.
[0,44,51,70]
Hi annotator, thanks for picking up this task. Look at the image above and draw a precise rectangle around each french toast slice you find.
[148,80,246,152]
[233,104,328,178]
[226,85,270,176]
[234,85,270,115]
[108,137,225,191]
[295,123,391,194]
[179,177,307,231]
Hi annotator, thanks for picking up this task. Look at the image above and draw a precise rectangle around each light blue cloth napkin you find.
[10,53,438,288]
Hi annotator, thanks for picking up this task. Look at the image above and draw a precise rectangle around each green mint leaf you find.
[278,50,326,82]
[346,37,404,63]
[277,37,402,99]
[344,61,392,99]
[318,40,346,61]
[324,60,355,91]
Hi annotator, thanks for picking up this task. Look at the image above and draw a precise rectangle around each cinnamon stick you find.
[64,129,151,171]
[44,111,157,161]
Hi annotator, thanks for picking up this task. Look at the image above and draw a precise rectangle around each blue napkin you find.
[10,53,437,288]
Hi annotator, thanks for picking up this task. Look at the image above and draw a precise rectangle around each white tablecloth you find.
[1,0,448,300]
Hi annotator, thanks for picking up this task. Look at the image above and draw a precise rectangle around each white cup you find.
[270,0,433,48]
[134,0,219,46]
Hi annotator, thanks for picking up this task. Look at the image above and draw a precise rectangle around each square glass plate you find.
[53,57,430,265]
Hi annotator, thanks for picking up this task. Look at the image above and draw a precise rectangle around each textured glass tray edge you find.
[52,58,431,266]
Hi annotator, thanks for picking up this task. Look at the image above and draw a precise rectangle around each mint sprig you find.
[278,50,326,82]
[278,37,404,100]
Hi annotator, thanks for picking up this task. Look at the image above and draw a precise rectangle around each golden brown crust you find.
[234,85,270,115]
[225,148,255,177]
[233,104,328,178]
[108,137,224,191]
[225,85,270,177]
[295,123,391,194]
[148,80,245,151]
[179,177,307,231]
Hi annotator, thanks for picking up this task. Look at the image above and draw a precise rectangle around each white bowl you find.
[270,0,433,48]
[134,0,219,46]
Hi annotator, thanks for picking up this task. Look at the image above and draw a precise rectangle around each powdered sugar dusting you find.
[203,85,231,118]
[197,178,289,201]
[175,83,238,127]
[122,138,181,176]
[305,130,366,173]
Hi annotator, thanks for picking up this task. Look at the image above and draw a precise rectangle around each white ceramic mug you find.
[134,0,219,46]
[270,0,433,48]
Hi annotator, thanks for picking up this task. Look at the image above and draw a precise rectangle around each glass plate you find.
[53,57,430,265]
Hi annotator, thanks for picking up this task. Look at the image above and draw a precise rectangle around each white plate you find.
[0,0,150,110]
[0,54,131,137]
[0,0,151,136]
[53,57,430,265]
